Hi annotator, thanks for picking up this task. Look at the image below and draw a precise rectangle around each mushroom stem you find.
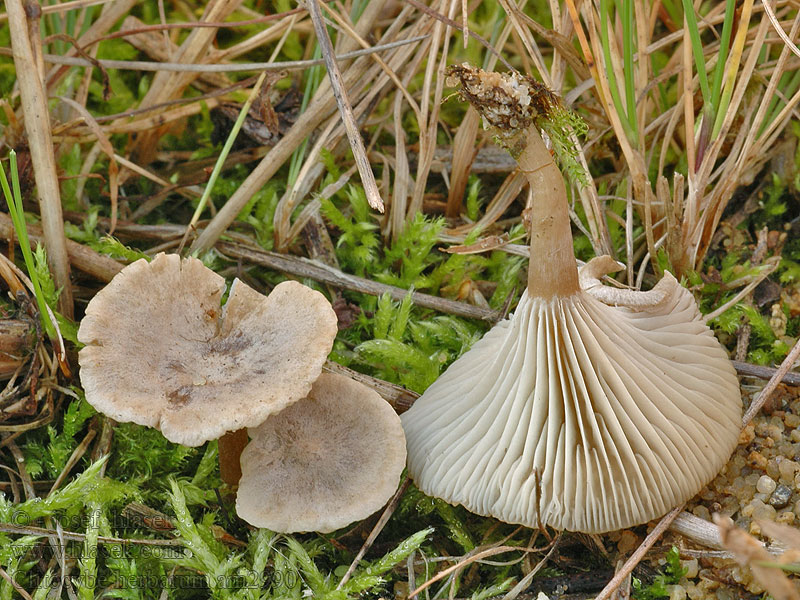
[219,429,248,487]
[518,125,580,298]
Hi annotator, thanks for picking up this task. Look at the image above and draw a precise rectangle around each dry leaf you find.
[443,233,510,254]
[715,513,800,600]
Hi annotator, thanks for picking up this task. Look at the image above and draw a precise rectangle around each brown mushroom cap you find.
[236,372,407,533]
[78,253,337,446]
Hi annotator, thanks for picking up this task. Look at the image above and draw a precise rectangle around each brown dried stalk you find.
[7,0,74,317]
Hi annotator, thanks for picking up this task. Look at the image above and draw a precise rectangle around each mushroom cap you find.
[401,276,742,533]
[236,372,406,533]
[78,253,337,446]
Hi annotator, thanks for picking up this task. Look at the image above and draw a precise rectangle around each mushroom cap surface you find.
[401,276,742,533]
[236,372,407,533]
[78,253,337,446]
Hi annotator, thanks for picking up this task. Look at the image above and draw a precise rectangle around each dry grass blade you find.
[337,477,411,588]
[388,93,411,241]
[715,514,800,600]
[44,0,138,92]
[7,0,74,318]
[307,0,383,213]
[409,543,544,598]
[190,5,409,253]
[763,0,800,59]
[56,97,119,233]
[47,428,96,495]
[125,0,241,163]
[0,523,181,546]
[120,16,231,89]
[445,106,480,218]
[273,116,338,250]
[0,0,111,23]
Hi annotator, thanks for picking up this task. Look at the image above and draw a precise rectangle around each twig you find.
[742,338,800,426]
[323,362,418,412]
[307,0,384,213]
[0,566,33,600]
[732,360,800,386]
[503,533,562,599]
[0,523,181,546]
[5,439,36,501]
[48,428,97,496]
[337,477,411,588]
[7,0,73,317]
[0,0,111,23]
[0,212,123,282]
[669,511,722,549]
[409,544,543,598]
[594,505,683,600]
[0,36,430,73]
[217,242,501,321]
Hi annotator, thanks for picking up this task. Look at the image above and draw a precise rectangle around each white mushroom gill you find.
[402,65,742,533]
[401,278,741,533]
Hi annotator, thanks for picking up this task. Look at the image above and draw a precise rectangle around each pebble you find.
[691,505,711,521]
[747,451,768,470]
[756,475,777,494]
[766,458,781,479]
[769,484,793,508]
[681,559,699,579]
[716,588,734,600]
[779,459,800,483]
[754,502,777,521]
[739,424,755,445]
[786,413,800,428]
[776,510,795,524]
[617,530,639,554]
[668,584,686,600]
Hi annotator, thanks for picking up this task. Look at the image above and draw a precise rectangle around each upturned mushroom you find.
[236,372,406,533]
[401,66,742,533]
[78,253,338,482]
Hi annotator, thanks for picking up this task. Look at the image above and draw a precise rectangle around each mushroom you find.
[400,66,742,533]
[78,253,338,481]
[236,372,406,533]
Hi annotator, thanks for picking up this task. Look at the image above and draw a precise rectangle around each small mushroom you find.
[401,66,742,533]
[236,372,406,533]
[78,253,337,447]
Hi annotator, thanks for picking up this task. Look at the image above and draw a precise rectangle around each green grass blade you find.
[0,152,57,340]
[599,0,637,142]
[709,0,736,115]
[186,71,269,236]
[620,0,638,143]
